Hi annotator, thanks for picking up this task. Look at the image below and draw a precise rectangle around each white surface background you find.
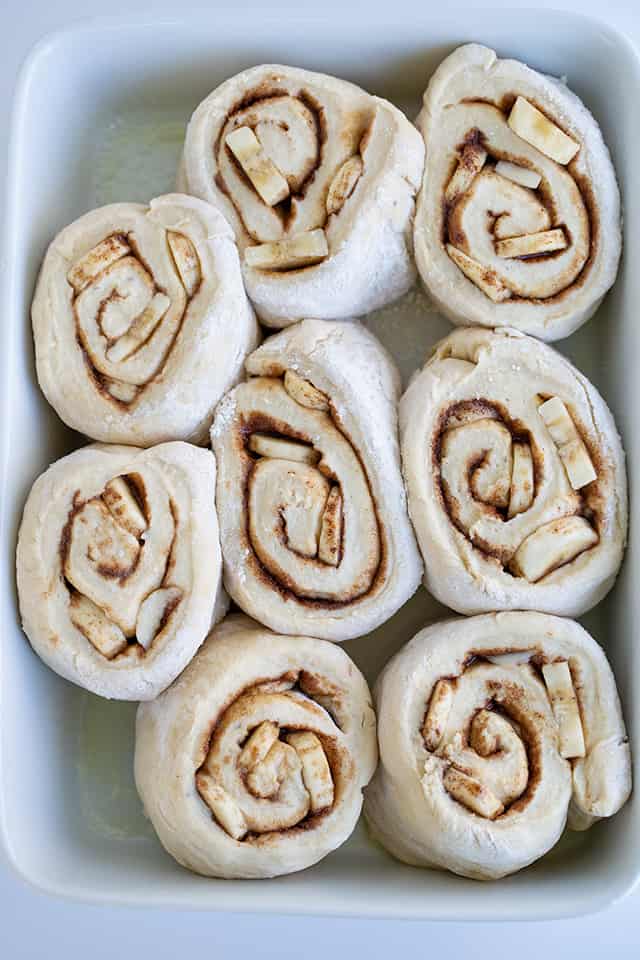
[1,1,639,956]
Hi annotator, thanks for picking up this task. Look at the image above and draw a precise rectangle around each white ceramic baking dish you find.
[1,9,638,920]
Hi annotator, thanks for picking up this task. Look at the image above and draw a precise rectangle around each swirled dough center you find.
[68,228,200,401]
[63,470,183,657]
[197,681,340,839]
[243,379,380,601]
[218,89,369,245]
[437,398,597,580]
[441,103,589,301]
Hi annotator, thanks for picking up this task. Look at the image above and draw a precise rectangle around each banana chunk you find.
[508,442,535,518]
[67,234,131,293]
[326,156,363,215]
[69,592,128,659]
[281,469,330,558]
[443,766,504,819]
[136,587,182,650]
[246,741,300,799]
[542,660,586,759]
[248,433,320,465]
[446,245,512,302]
[445,144,487,203]
[239,721,280,770]
[485,650,535,668]
[494,160,542,190]
[225,126,290,207]
[539,396,597,489]
[318,487,342,566]
[283,370,330,411]
[245,230,329,271]
[167,231,201,297]
[286,731,334,812]
[511,515,598,582]
[195,774,248,840]
[496,228,567,259]
[422,679,454,751]
[103,476,147,537]
[508,96,580,165]
[105,379,138,403]
[105,292,171,363]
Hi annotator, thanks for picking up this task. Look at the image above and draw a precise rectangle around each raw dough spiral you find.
[179,65,424,326]
[401,327,627,616]
[32,193,259,445]
[211,319,422,641]
[16,442,225,700]
[135,615,377,878]
[364,612,631,879]
[414,44,621,341]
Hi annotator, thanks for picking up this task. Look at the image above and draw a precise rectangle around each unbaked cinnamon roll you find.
[32,193,259,445]
[364,612,631,880]
[178,65,424,326]
[211,319,422,642]
[16,442,224,700]
[401,327,627,616]
[414,44,621,341]
[135,614,377,878]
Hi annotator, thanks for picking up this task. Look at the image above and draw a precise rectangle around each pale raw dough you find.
[414,44,621,341]
[135,614,377,879]
[16,442,226,700]
[364,612,632,880]
[400,327,627,616]
[211,319,423,641]
[32,193,259,445]
[179,64,424,326]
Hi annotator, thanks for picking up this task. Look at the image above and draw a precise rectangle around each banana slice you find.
[286,731,335,812]
[246,741,300,799]
[326,156,363,215]
[443,766,504,819]
[105,292,171,363]
[225,126,290,207]
[539,396,597,490]
[245,230,329,271]
[511,515,598,582]
[67,234,130,293]
[69,593,128,659]
[508,96,580,165]
[167,231,201,297]
[239,720,280,770]
[446,245,512,302]
[496,228,568,259]
[102,476,147,537]
[445,144,487,203]
[318,486,343,566]
[248,433,320,465]
[195,774,248,839]
[494,160,541,190]
[422,679,454,751]
[135,587,182,650]
[542,660,586,758]
[485,650,535,667]
[283,370,330,411]
[281,469,330,558]
[105,380,138,403]
[508,442,534,518]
